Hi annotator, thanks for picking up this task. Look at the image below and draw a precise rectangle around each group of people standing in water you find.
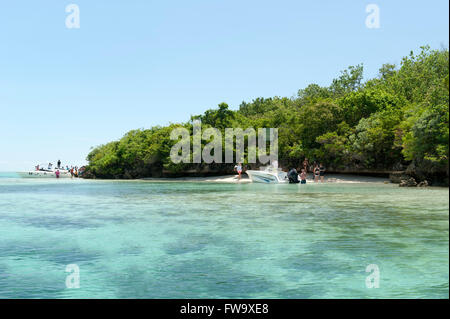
[35,160,83,178]
[288,158,326,184]
[301,158,326,183]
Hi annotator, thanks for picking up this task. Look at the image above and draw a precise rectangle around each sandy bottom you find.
[141,174,390,184]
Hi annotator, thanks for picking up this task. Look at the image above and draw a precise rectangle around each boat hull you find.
[17,171,72,178]
[245,170,287,183]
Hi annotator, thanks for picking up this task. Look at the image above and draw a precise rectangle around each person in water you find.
[314,164,320,183]
[234,162,243,180]
[319,163,326,182]
[288,168,300,183]
[300,168,307,184]
[55,169,60,179]
[78,166,86,177]
[302,158,309,173]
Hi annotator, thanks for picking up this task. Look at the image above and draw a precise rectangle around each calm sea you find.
[0,172,448,298]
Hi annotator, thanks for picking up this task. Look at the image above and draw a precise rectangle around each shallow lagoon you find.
[0,174,448,298]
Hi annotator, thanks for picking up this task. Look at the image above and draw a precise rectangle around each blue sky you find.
[0,0,448,171]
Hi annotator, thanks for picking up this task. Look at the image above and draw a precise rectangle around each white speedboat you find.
[245,166,288,183]
[17,169,72,179]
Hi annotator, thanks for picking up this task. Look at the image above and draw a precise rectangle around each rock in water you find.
[417,180,429,187]
[399,177,417,187]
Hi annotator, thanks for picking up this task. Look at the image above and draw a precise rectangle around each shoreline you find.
[140,173,390,184]
[4,172,447,187]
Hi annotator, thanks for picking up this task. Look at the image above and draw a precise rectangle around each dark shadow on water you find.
[112,257,275,298]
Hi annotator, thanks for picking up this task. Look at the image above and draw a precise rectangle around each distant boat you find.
[17,169,72,178]
[245,166,288,183]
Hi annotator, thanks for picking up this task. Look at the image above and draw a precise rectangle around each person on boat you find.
[234,163,243,180]
[300,168,307,184]
[35,164,40,171]
[314,164,320,182]
[57,160,61,169]
[70,167,74,177]
[55,169,60,179]
[48,163,53,170]
[288,168,300,184]
[319,163,326,182]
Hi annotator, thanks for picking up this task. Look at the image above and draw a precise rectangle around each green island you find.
[84,46,449,186]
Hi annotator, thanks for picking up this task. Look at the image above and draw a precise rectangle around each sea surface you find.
[0,172,448,298]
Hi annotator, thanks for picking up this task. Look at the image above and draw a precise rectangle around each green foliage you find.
[294,100,342,149]
[195,102,235,129]
[329,64,364,96]
[297,84,331,105]
[349,106,404,167]
[402,103,449,164]
[338,88,403,127]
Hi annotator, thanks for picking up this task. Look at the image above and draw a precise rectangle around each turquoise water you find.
[0,173,448,298]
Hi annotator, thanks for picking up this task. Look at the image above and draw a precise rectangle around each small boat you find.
[17,169,72,179]
[245,166,288,183]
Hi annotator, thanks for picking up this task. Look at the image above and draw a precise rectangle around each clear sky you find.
[0,0,448,171]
